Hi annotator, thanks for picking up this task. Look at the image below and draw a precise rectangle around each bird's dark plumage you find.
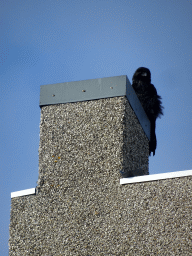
[132,67,164,156]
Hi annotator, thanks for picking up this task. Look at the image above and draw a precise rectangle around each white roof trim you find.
[120,169,192,185]
[11,188,36,198]
[10,170,192,196]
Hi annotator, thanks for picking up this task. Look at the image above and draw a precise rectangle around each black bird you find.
[132,67,164,156]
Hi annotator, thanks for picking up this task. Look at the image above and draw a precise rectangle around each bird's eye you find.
[142,72,147,76]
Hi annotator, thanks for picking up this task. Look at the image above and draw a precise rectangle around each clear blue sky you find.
[1,0,192,254]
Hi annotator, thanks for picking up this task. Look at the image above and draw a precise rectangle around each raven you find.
[132,67,164,156]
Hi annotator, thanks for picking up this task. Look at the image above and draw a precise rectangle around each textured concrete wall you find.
[37,96,149,185]
[9,176,192,255]
[9,96,192,255]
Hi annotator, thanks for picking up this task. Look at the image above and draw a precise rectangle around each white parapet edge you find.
[10,170,192,196]
[11,188,36,198]
[120,169,192,185]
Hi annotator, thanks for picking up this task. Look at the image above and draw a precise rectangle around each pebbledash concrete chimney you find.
[9,76,192,255]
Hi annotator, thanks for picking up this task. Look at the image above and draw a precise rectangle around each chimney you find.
[9,75,152,255]
[37,75,149,194]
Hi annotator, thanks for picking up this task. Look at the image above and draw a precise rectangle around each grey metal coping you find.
[39,75,150,140]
